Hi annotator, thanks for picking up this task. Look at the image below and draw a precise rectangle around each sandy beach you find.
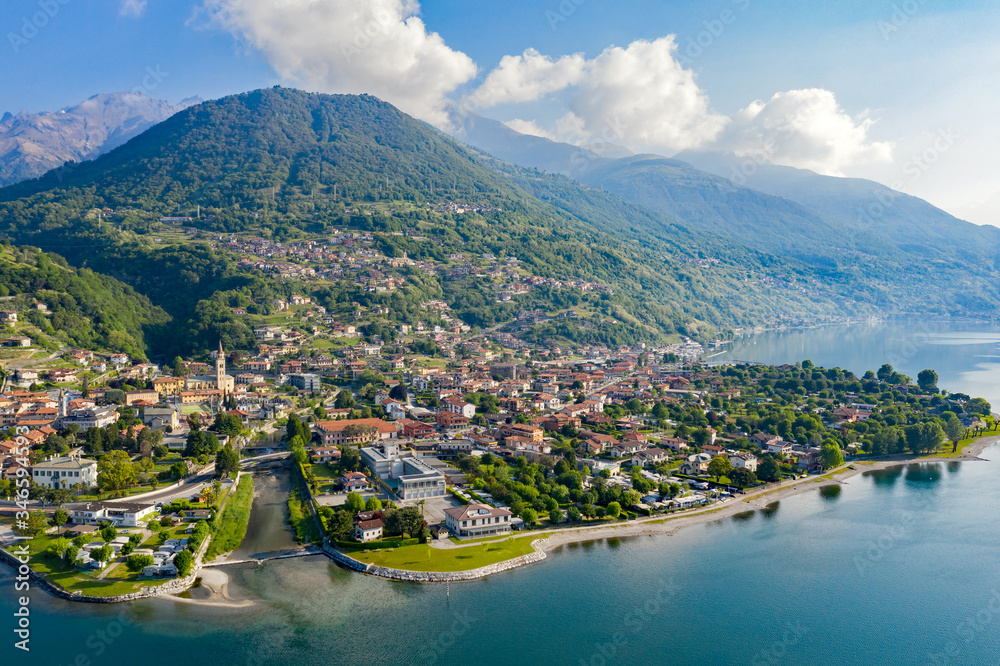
[166,568,255,607]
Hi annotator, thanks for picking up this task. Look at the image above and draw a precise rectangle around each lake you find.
[4,320,1000,665]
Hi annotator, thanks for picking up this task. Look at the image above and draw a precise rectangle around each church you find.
[184,342,236,394]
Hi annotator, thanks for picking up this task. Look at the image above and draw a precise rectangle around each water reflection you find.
[606,538,621,549]
[760,502,780,519]
[732,510,755,522]
[947,462,962,475]
[866,466,904,488]
[904,463,942,484]
[819,485,842,501]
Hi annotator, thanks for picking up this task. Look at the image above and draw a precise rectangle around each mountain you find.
[0,92,200,187]
[448,112,630,176]
[1,87,855,353]
[2,87,997,357]
[675,150,1000,261]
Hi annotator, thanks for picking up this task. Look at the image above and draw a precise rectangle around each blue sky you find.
[1,0,998,221]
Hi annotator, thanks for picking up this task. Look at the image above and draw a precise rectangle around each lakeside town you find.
[0,313,994,600]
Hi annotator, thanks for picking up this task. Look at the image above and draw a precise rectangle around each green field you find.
[349,535,538,572]
[205,475,255,560]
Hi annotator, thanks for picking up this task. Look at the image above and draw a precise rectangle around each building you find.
[184,341,236,394]
[142,406,181,431]
[354,518,384,542]
[340,471,369,492]
[444,398,476,419]
[310,446,341,464]
[316,418,398,447]
[125,389,160,406]
[730,452,758,472]
[399,419,434,439]
[68,501,156,527]
[152,376,183,396]
[679,452,713,476]
[289,373,321,392]
[58,406,119,432]
[444,503,513,539]
[31,455,98,489]
[360,442,448,500]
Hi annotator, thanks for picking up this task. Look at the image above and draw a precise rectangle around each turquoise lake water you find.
[4,320,1000,665]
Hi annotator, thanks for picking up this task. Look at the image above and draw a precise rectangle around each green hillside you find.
[0,244,169,358]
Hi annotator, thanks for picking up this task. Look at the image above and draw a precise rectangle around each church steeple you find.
[216,341,226,390]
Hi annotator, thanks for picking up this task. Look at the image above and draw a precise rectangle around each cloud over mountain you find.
[200,0,476,127]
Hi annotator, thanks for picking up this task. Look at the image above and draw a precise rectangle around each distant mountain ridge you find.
[0,92,201,186]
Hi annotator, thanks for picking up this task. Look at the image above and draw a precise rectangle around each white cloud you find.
[200,0,476,127]
[120,0,147,17]
[472,49,586,108]
[471,37,728,153]
[502,119,556,140]
[717,89,893,175]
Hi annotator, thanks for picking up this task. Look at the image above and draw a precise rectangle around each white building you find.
[444,503,513,539]
[31,455,98,489]
[68,501,157,527]
[729,453,759,472]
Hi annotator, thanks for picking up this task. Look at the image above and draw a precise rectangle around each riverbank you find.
[165,568,254,608]
[337,435,997,582]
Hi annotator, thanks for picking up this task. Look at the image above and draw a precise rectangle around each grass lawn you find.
[19,534,168,597]
[350,535,538,572]
[205,476,254,561]
[287,487,321,544]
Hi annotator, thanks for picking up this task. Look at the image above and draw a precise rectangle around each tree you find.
[170,461,188,479]
[215,444,240,477]
[606,501,621,518]
[944,415,964,447]
[174,549,193,576]
[65,544,79,564]
[101,524,118,542]
[567,506,581,522]
[581,504,596,519]
[335,390,356,410]
[729,467,757,487]
[757,457,781,483]
[548,508,562,524]
[389,383,408,402]
[213,412,243,438]
[877,364,894,382]
[520,508,538,526]
[917,369,939,392]
[98,450,136,493]
[967,398,992,417]
[52,507,69,532]
[345,491,365,513]
[707,455,733,481]
[127,553,155,572]
[821,442,844,469]
[905,422,945,455]
[47,537,71,559]
[620,489,641,507]
[328,510,354,539]
[341,446,361,472]
[91,545,114,565]
[365,496,383,512]
[385,506,423,536]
